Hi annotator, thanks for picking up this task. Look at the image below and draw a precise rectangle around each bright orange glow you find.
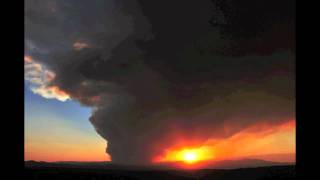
[153,120,295,165]
[182,150,198,163]
[154,146,215,164]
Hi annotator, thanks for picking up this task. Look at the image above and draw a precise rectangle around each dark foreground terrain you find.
[24,163,295,180]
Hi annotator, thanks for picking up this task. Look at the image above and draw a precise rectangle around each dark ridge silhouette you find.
[24,160,295,180]
[25,159,294,170]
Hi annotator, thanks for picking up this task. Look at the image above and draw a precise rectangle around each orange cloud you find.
[73,42,89,50]
[31,86,70,102]
[24,55,33,63]
[153,120,295,164]
[24,55,70,101]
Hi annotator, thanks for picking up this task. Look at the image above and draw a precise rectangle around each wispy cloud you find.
[24,55,70,101]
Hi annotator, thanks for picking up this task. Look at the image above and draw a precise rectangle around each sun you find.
[182,150,198,163]
[152,146,215,164]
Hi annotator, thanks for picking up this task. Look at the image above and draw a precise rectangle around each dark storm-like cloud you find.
[25,0,295,164]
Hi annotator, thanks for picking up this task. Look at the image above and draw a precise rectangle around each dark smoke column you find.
[25,0,295,165]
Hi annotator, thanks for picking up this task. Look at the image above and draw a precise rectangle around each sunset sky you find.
[24,86,110,162]
[25,0,295,166]
[24,83,295,163]
[24,84,295,163]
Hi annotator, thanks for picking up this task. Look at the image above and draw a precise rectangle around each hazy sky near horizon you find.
[24,85,110,162]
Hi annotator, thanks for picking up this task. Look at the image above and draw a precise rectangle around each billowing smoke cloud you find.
[25,0,295,164]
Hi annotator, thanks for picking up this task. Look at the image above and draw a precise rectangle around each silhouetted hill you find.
[204,159,294,169]
[24,160,295,180]
[25,158,294,170]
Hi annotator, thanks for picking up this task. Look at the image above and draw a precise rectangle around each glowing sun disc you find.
[182,151,198,163]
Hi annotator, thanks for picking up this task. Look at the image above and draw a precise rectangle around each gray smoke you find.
[25,0,295,164]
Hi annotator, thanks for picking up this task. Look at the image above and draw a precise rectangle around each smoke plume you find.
[25,0,295,164]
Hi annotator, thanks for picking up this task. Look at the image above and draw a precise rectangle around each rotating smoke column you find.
[25,0,295,165]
